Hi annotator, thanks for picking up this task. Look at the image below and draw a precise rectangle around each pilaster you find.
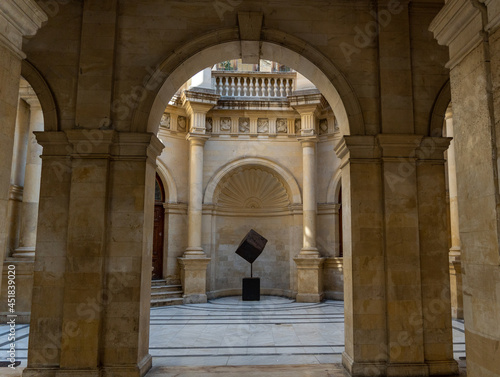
[335,134,457,377]
[431,2,500,376]
[23,130,163,377]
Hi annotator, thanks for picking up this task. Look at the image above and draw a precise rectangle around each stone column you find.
[0,0,47,295]
[5,99,30,256]
[15,94,43,257]
[444,107,463,319]
[0,98,32,324]
[178,90,218,304]
[0,91,43,324]
[299,138,319,256]
[290,93,325,303]
[431,3,500,376]
[336,135,457,377]
[23,130,163,377]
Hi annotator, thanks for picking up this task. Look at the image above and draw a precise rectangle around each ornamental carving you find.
[277,118,287,133]
[220,117,231,132]
[319,119,328,135]
[239,117,250,133]
[216,167,290,209]
[295,118,301,134]
[206,117,213,132]
[160,113,171,129]
[177,116,187,131]
[257,118,269,133]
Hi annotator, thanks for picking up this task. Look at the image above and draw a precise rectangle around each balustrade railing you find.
[212,71,296,98]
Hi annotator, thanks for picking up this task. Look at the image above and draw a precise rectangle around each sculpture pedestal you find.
[178,257,210,304]
[242,277,260,301]
[294,256,325,303]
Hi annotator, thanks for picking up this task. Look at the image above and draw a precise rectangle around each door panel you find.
[152,204,164,280]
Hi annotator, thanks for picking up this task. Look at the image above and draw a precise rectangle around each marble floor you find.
[0,296,466,376]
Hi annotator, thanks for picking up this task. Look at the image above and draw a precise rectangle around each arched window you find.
[155,174,165,203]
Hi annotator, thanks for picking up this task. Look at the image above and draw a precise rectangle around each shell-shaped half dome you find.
[215,167,291,209]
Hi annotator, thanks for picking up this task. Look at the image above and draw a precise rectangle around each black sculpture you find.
[235,229,267,301]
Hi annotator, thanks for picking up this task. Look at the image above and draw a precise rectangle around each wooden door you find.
[152,204,164,280]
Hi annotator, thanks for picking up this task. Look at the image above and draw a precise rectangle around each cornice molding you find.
[429,0,484,69]
[0,0,47,59]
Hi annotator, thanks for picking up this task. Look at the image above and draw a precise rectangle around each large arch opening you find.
[140,31,354,367]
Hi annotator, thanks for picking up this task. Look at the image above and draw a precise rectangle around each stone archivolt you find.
[215,167,291,209]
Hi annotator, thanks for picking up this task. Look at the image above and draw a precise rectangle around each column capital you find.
[376,134,424,158]
[416,137,451,161]
[297,136,318,147]
[35,130,164,162]
[334,135,380,162]
[288,90,324,115]
[181,89,219,112]
[186,133,210,146]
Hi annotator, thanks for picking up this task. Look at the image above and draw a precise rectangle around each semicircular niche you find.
[215,167,291,209]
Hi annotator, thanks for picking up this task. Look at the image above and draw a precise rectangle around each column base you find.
[23,354,152,377]
[298,247,321,257]
[12,246,36,258]
[342,352,458,377]
[183,247,206,257]
[178,257,210,304]
[293,256,324,303]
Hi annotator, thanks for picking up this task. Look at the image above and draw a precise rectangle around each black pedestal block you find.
[242,277,260,301]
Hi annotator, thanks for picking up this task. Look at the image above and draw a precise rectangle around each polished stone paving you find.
[0,296,466,375]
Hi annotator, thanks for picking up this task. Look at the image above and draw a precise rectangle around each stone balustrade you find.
[212,71,296,98]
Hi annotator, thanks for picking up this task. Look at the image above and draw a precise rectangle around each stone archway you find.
[131,30,364,137]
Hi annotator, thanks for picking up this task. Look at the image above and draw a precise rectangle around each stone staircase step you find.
[150,281,184,307]
[151,291,183,300]
[151,285,182,293]
[151,297,184,307]
[151,279,167,286]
